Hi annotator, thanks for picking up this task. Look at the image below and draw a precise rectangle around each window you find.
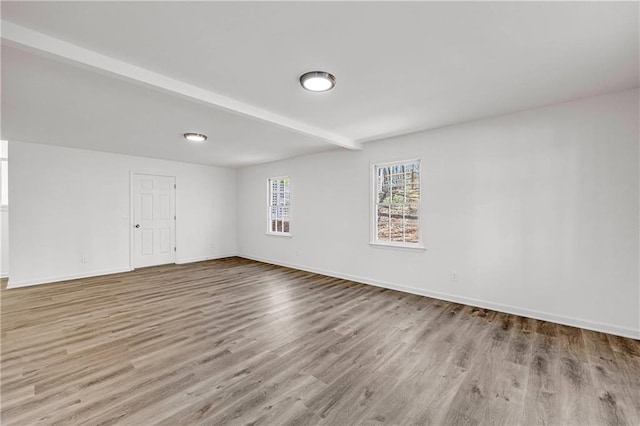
[373,159,421,247]
[268,177,290,235]
[0,140,7,207]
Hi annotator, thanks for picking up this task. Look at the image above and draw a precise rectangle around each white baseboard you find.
[0,272,8,279]
[176,252,237,265]
[238,253,640,340]
[7,254,239,288]
[7,267,134,289]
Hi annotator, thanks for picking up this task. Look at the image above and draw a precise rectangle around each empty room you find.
[1,1,639,425]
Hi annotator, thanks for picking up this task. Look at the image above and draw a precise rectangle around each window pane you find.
[391,173,402,187]
[391,183,405,203]
[377,221,389,240]
[376,205,389,240]
[404,204,419,243]
[377,175,390,203]
[377,205,389,223]
[389,204,403,241]
[404,204,418,221]
[405,221,419,243]
[377,204,389,217]
[389,204,403,223]
[390,222,404,242]
[373,161,420,245]
[268,177,290,233]
[406,181,419,202]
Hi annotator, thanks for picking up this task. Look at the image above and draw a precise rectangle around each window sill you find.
[266,233,292,238]
[369,242,426,251]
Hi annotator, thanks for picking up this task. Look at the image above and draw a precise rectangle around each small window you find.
[0,140,7,207]
[268,177,290,235]
[372,159,421,247]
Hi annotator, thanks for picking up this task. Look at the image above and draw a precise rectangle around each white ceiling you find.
[1,1,638,167]
[1,46,334,167]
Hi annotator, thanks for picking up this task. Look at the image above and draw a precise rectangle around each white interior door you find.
[133,174,176,268]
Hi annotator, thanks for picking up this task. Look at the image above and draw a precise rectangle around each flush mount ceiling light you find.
[183,132,207,143]
[299,71,336,92]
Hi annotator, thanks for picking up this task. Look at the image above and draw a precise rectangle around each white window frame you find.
[266,176,291,237]
[370,159,424,250]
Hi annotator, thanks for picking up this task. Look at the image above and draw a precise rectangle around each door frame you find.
[129,171,177,270]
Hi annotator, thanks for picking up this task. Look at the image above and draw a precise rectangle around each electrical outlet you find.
[451,271,457,281]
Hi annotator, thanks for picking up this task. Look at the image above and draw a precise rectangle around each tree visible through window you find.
[374,160,420,245]
[268,177,290,234]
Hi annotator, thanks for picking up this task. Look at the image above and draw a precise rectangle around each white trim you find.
[238,253,640,340]
[1,21,359,151]
[369,242,425,251]
[266,233,292,238]
[0,273,9,279]
[175,253,237,265]
[6,267,133,289]
[6,254,239,288]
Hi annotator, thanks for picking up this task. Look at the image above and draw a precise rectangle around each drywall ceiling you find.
[1,46,334,167]
[1,1,638,167]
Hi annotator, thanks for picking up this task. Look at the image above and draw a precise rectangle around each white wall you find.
[1,208,8,277]
[8,142,237,287]
[237,89,640,339]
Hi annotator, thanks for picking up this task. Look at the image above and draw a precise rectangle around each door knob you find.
[135,224,140,228]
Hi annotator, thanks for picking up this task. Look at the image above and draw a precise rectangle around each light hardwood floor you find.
[1,258,639,425]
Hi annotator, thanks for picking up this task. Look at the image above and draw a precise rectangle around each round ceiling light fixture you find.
[183,132,207,143]
[299,71,336,92]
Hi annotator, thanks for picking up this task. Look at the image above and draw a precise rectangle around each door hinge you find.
[174,215,176,220]
[174,247,176,252]
[174,184,176,189]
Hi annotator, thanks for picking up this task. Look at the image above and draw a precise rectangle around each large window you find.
[268,177,290,235]
[0,140,7,207]
[373,160,421,247]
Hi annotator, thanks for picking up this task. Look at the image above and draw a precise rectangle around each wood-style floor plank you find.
[1,258,638,425]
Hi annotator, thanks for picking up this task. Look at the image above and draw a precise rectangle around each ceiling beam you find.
[1,20,360,150]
